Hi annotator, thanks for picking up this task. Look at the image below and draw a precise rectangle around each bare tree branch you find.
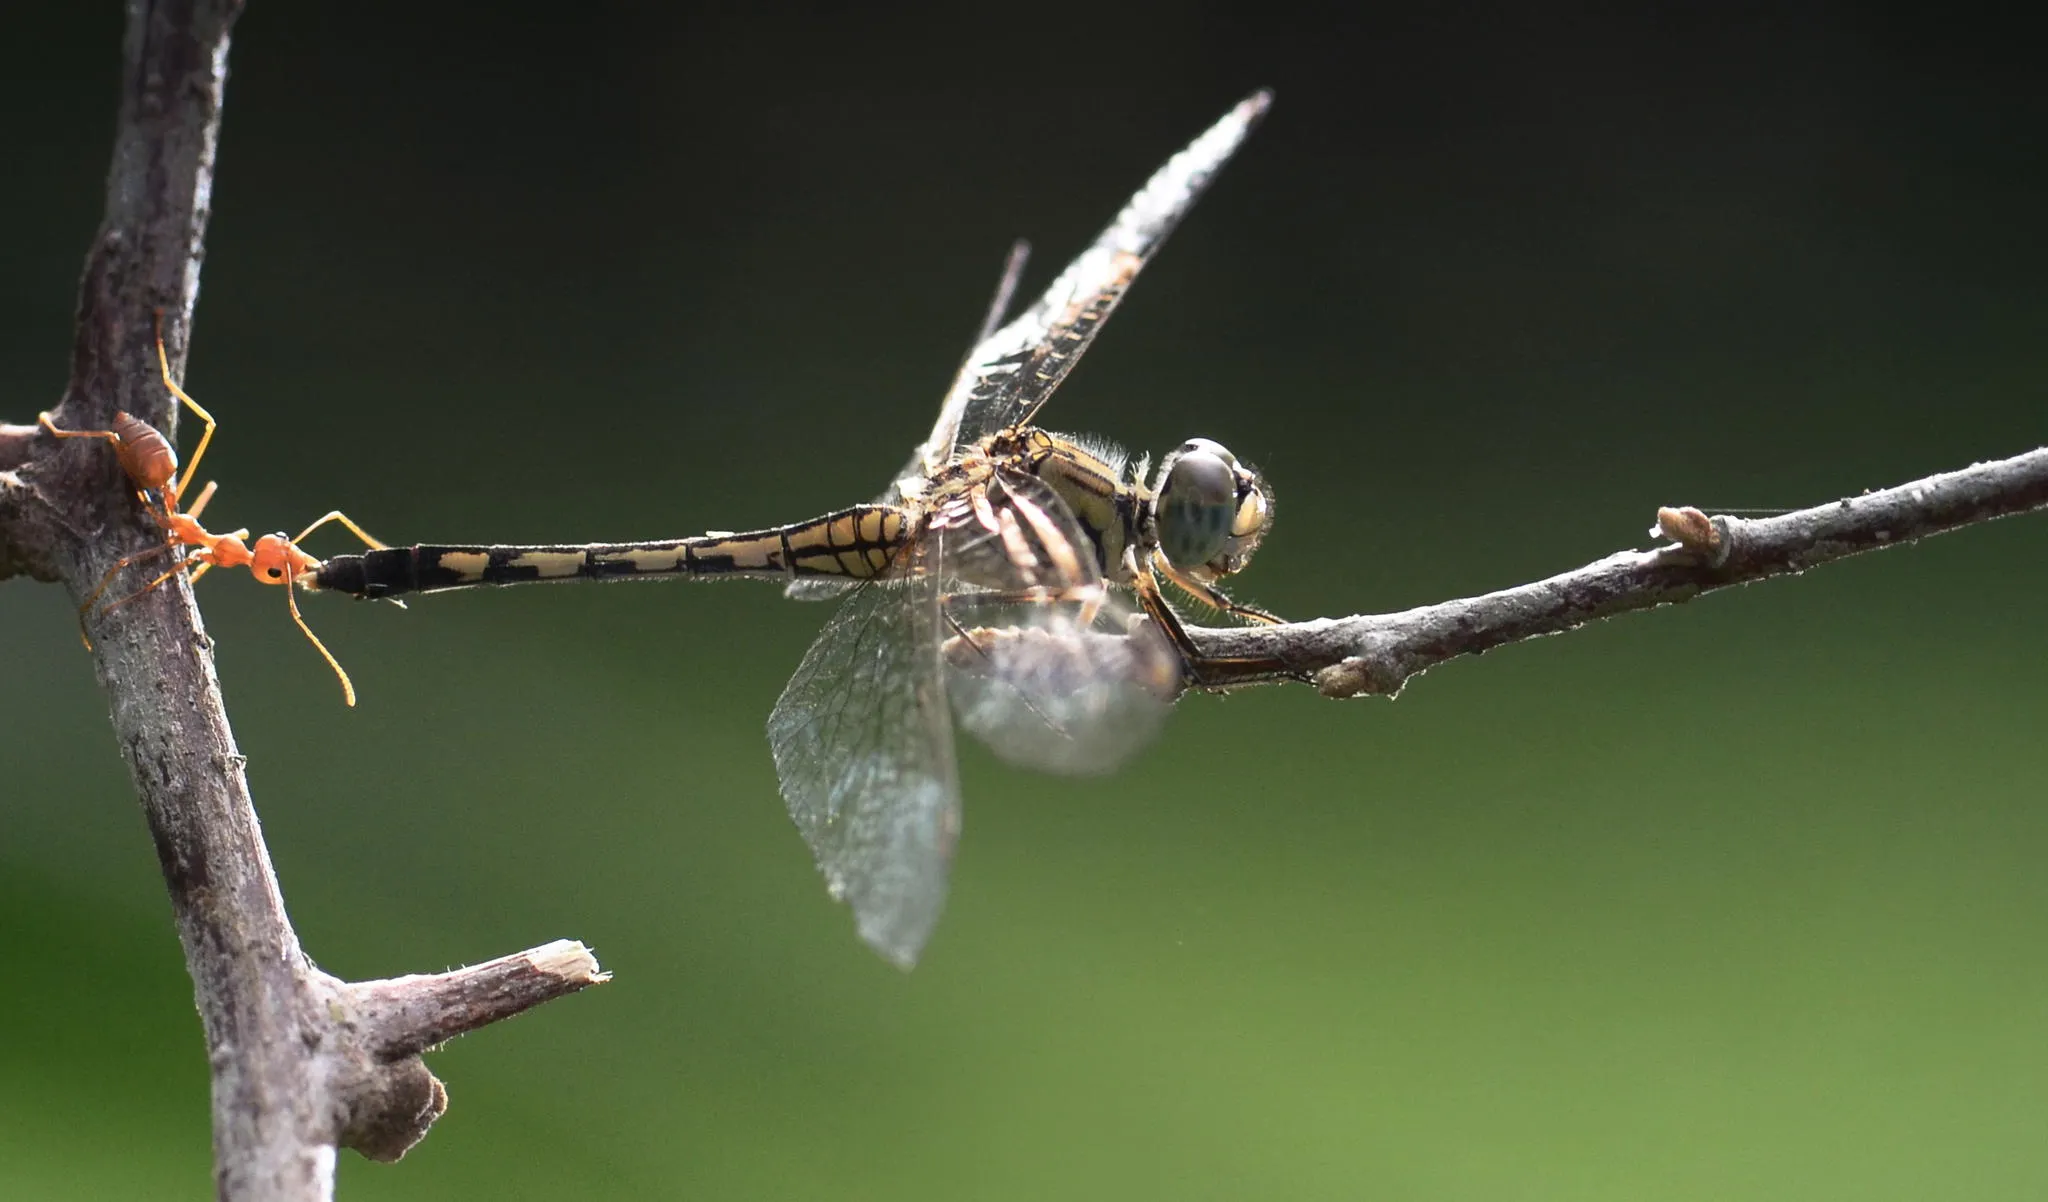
[1186,446,2048,696]
[326,943,609,1163]
[2,3,607,1197]
[347,941,613,1059]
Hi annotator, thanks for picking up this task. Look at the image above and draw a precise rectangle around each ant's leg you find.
[73,542,180,647]
[284,582,356,707]
[100,547,213,617]
[38,412,122,444]
[155,310,218,504]
[184,479,219,521]
[79,543,178,616]
[291,510,388,551]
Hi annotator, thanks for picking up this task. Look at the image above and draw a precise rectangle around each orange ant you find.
[38,313,383,706]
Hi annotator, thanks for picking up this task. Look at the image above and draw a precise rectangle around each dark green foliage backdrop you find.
[3,6,2044,1199]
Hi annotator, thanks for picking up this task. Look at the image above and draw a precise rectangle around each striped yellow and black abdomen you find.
[305,505,913,600]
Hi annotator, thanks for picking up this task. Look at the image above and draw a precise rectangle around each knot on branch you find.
[1652,506,1730,566]
[335,1055,448,1164]
[1314,653,1410,698]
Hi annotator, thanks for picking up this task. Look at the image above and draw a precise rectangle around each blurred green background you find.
[4,5,2046,1199]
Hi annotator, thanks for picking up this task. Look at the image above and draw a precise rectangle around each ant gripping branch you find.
[38,313,383,706]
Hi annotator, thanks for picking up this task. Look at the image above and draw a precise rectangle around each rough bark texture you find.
[2,4,607,1198]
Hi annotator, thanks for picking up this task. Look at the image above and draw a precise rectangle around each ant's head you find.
[249,534,320,586]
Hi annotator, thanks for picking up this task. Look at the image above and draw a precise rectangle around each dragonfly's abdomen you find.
[306,506,912,599]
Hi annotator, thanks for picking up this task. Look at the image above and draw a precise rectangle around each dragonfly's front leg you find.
[1152,557,1282,625]
[1131,552,1299,690]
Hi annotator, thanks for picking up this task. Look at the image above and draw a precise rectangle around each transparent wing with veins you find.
[769,472,1176,967]
[788,90,1269,603]
[933,89,1272,460]
[767,547,959,970]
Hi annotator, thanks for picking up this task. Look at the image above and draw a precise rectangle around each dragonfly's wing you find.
[932,90,1272,457]
[784,576,860,601]
[785,242,1032,607]
[767,549,958,969]
[935,469,1179,775]
[797,92,1269,599]
[946,616,1178,776]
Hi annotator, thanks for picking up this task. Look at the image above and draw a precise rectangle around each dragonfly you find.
[305,90,1282,967]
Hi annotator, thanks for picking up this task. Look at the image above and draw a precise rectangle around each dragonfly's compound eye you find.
[1156,439,1242,573]
[1156,438,1273,579]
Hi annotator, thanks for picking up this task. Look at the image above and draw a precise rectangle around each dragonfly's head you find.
[1151,438,1273,581]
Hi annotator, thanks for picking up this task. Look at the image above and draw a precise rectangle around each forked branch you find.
[0,3,606,1198]
[1186,446,2048,696]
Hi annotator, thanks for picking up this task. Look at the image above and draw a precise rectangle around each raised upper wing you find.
[917,89,1272,471]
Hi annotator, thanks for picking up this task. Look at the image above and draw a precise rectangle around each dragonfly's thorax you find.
[979,426,1146,585]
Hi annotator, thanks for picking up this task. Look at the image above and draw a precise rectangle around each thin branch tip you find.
[348,938,610,1061]
[1190,444,2048,694]
[528,938,610,983]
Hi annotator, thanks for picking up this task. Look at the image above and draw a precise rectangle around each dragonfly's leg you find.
[1133,557,1297,690]
[1153,559,1282,625]
[1130,563,1208,683]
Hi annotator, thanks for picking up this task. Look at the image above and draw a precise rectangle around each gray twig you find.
[0,3,606,1197]
[328,942,610,1164]
[348,941,614,1059]
[1186,446,2048,696]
